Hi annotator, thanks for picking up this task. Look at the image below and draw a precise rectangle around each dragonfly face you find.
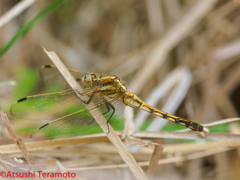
[82,74,98,88]
[10,65,208,138]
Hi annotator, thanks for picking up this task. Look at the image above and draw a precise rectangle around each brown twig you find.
[42,47,149,180]
[0,106,36,165]
[145,0,164,36]
[146,144,164,178]
[125,136,161,150]
[2,131,240,154]
[133,131,240,141]
[67,147,230,171]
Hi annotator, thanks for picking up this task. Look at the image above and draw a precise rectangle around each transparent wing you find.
[12,65,125,138]
[30,93,125,138]
[30,108,99,138]
[10,89,95,120]
[40,65,105,90]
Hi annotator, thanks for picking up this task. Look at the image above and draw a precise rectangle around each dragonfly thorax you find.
[119,82,127,92]
[111,76,127,92]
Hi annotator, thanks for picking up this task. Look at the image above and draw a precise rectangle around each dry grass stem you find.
[2,1,240,178]
[146,0,164,36]
[0,134,109,153]
[146,144,164,178]
[108,43,155,78]
[213,38,240,61]
[164,0,181,22]
[56,160,67,173]
[147,68,192,131]
[125,136,161,150]
[128,0,218,94]
[2,130,240,154]
[122,106,135,138]
[0,153,22,167]
[0,158,10,171]
[28,140,240,156]
[0,106,36,165]
[133,131,240,141]
[0,0,36,28]
[125,0,217,136]
[135,67,188,129]
[43,48,149,180]
[67,147,230,171]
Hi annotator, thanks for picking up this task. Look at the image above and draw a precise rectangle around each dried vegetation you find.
[0,0,240,179]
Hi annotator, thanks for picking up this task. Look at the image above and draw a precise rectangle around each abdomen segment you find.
[123,92,209,133]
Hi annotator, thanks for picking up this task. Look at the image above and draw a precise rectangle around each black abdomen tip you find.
[39,123,49,129]
[17,97,27,102]
[44,65,52,68]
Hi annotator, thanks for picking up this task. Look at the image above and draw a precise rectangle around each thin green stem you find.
[0,0,65,57]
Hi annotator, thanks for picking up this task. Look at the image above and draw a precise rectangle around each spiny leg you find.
[100,95,115,133]
[75,89,97,104]
[102,102,111,116]
[86,101,111,125]
[105,101,115,133]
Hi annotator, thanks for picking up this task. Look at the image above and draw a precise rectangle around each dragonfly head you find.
[82,74,97,87]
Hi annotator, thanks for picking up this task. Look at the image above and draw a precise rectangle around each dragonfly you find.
[10,65,209,138]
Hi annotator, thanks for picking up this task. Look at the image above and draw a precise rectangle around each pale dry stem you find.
[146,144,164,178]
[0,0,36,28]
[0,106,36,165]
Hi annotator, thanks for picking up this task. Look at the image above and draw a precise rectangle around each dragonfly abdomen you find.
[123,92,208,133]
[152,108,205,132]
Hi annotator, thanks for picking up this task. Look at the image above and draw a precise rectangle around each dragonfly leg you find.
[75,89,97,104]
[102,102,111,115]
[105,101,115,133]
[99,95,115,133]
[86,101,111,126]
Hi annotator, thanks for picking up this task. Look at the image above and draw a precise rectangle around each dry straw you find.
[0,106,36,165]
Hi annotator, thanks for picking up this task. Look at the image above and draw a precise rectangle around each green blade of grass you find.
[0,0,65,57]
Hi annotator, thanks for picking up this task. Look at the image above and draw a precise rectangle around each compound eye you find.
[85,74,93,82]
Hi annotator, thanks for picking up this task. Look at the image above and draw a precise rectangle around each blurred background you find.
[0,0,240,179]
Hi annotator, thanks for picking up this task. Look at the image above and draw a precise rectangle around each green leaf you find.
[0,0,65,57]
